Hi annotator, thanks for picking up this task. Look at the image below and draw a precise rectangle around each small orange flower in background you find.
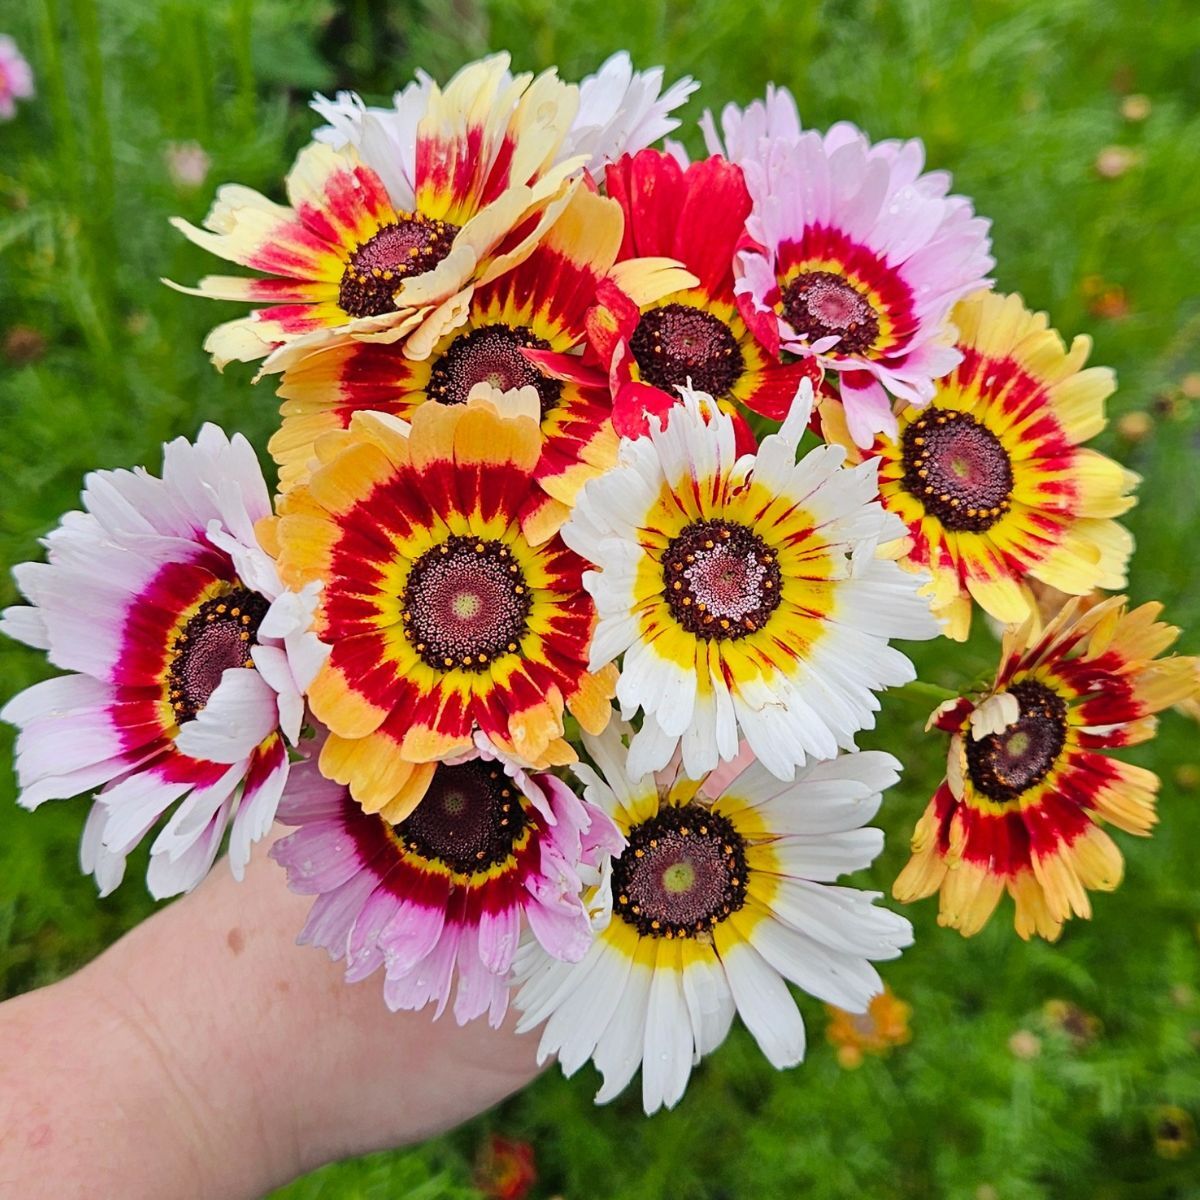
[1080,274,1129,321]
[826,986,912,1069]
[1041,998,1101,1048]
[1152,1106,1195,1160]
[476,1134,537,1200]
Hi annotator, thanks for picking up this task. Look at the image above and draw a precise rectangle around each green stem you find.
[230,0,255,140]
[890,679,959,706]
[36,0,81,198]
[70,0,115,240]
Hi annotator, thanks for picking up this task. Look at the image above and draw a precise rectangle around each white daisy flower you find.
[514,721,913,1113]
[560,381,940,782]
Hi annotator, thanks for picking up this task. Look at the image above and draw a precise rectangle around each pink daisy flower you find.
[271,732,624,1027]
[1,425,326,897]
[706,93,994,448]
[0,35,34,121]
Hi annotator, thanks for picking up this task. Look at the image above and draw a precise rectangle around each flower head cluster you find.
[4,54,1195,1118]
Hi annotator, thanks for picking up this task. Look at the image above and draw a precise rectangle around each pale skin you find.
[0,837,542,1200]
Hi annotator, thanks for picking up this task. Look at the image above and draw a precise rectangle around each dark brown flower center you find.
[965,680,1068,802]
[338,213,459,318]
[393,759,527,874]
[900,408,1014,532]
[781,270,880,354]
[167,587,269,723]
[401,536,531,673]
[629,303,745,397]
[662,520,781,640]
[613,802,748,938]
[426,324,562,417]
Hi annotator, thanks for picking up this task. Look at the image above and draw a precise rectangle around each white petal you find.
[641,944,694,1113]
[173,668,279,763]
[719,937,806,1069]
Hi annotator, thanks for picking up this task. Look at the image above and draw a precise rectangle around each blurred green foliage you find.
[2,0,1200,1196]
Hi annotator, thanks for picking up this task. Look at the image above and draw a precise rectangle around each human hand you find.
[0,835,542,1200]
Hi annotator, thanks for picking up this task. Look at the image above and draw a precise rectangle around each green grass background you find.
[2,0,1200,1195]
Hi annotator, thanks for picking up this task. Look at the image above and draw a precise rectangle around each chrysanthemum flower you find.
[0,426,324,897]
[514,722,912,1113]
[0,34,34,121]
[825,985,912,1068]
[832,290,1138,641]
[316,51,697,188]
[271,732,622,1027]
[169,54,585,370]
[270,186,689,538]
[894,595,1200,940]
[585,148,820,449]
[271,396,617,820]
[710,95,993,446]
[562,382,938,781]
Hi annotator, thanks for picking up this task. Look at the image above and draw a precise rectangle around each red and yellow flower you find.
[586,149,819,450]
[169,55,585,370]
[829,289,1139,640]
[271,397,616,819]
[270,187,688,539]
[894,595,1200,940]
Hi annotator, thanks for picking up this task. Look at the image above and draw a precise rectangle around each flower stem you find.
[891,679,959,706]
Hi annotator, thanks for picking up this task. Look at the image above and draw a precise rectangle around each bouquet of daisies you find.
[5,52,1197,1114]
